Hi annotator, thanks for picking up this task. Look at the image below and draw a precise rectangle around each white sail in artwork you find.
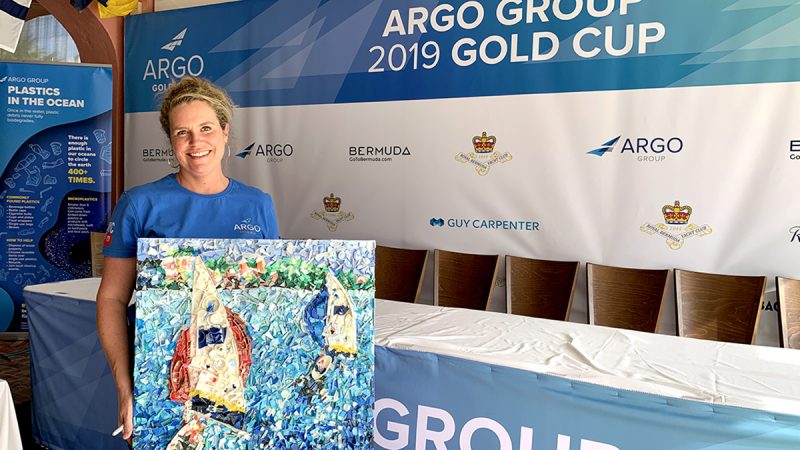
[187,256,246,412]
[322,271,358,355]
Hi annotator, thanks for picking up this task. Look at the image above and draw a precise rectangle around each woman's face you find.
[169,100,229,178]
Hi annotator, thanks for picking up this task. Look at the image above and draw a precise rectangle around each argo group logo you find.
[235,142,294,164]
[586,135,684,162]
[640,200,712,249]
[160,28,186,51]
[791,225,800,243]
[311,193,355,232]
[429,217,539,232]
[233,217,262,235]
[143,27,205,93]
[455,131,512,175]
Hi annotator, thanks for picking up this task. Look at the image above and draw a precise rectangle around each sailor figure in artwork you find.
[167,256,252,450]
[294,353,333,403]
[297,271,359,403]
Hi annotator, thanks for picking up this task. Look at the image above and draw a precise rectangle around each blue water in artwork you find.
[133,239,375,449]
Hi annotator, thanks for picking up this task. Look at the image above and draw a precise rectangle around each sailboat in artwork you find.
[166,256,252,449]
[322,271,358,355]
[289,270,360,406]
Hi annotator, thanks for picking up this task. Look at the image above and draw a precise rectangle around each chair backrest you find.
[586,263,669,333]
[776,276,800,349]
[674,269,766,344]
[506,255,579,320]
[434,249,499,310]
[375,245,429,303]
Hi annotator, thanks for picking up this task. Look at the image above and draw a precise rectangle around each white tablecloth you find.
[375,300,800,416]
[22,278,800,422]
[0,379,23,450]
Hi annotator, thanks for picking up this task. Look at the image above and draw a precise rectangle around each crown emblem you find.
[323,193,341,213]
[472,132,496,154]
[662,201,692,225]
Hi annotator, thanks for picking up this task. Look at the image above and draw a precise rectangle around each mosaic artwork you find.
[133,239,375,449]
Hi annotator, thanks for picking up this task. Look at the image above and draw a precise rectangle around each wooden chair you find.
[776,276,800,349]
[375,245,429,303]
[434,249,500,310]
[586,263,669,333]
[506,255,579,320]
[674,269,766,344]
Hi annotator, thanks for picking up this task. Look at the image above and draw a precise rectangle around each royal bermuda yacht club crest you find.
[455,131,512,176]
[311,193,355,232]
[640,200,712,250]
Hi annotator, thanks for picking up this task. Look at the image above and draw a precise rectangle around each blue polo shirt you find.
[103,174,279,258]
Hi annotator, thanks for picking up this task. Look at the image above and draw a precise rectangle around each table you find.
[0,378,23,450]
[374,301,800,449]
[24,278,800,449]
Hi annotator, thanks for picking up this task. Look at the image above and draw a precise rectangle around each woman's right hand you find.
[118,387,133,441]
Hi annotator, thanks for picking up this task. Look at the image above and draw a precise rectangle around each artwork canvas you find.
[133,239,375,449]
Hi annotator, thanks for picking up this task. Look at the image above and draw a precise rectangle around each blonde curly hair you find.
[159,77,234,136]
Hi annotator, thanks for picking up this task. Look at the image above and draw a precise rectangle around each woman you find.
[96,77,279,441]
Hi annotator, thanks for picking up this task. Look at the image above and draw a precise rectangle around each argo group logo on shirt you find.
[235,142,294,164]
[233,218,262,235]
[455,131,512,176]
[311,193,354,232]
[640,200,712,250]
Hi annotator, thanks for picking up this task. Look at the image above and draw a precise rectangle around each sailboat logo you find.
[587,136,621,157]
[161,28,187,51]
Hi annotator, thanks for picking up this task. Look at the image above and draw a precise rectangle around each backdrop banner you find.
[374,346,800,450]
[0,61,112,331]
[124,0,800,344]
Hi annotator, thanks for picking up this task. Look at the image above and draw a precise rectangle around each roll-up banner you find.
[125,1,800,344]
[0,62,112,331]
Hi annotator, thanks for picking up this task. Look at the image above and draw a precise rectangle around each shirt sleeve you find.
[263,193,280,239]
[102,191,140,258]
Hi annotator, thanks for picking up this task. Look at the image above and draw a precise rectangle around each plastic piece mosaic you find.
[133,239,375,449]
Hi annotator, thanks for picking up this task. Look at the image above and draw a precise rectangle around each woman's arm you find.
[96,256,137,440]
